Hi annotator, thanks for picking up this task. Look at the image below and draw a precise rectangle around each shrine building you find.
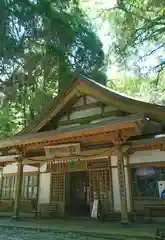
[0,76,165,222]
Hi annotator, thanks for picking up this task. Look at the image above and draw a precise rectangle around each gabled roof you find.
[18,75,165,135]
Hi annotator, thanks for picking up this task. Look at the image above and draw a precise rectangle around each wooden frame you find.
[49,172,65,216]
[129,161,165,168]
[1,175,15,200]
[3,172,38,177]
[49,156,114,217]
[1,173,38,200]
[129,164,165,203]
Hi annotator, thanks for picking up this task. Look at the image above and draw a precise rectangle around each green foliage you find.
[108,74,165,105]
[0,0,106,137]
[0,104,19,138]
[104,0,165,74]
[81,0,165,106]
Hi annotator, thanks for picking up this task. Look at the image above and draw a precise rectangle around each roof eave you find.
[0,114,144,150]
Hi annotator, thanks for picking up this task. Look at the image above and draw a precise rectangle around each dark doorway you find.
[69,171,90,216]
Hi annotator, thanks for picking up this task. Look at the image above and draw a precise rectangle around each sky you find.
[81,0,161,79]
[81,0,115,54]
[81,0,129,78]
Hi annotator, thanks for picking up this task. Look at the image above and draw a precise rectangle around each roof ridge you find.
[79,74,165,107]
[16,75,165,136]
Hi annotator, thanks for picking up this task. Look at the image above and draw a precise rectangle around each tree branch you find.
[140,44,165,61]
[92,7,118,20]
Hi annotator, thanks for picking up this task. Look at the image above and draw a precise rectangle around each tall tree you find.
[108,74,165,105]
[0,0,106,136]
[102,0,165,77]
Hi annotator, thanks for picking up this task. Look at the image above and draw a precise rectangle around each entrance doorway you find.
[69,171,90,216]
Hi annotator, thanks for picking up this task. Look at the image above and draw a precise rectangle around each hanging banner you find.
[88,158,109,169]
[158,181,165,198]
[117,159,126,200]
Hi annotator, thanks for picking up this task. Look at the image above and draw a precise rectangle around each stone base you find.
[120,219,131,226]
[11,216,21,221]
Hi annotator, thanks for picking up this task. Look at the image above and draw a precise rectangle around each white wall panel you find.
[38,173,51,204]
[112,167,121,211]
[129,150,165,164]
[3,163,37,174]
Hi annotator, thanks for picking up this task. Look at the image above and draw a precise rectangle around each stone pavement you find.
[0,216,160,240]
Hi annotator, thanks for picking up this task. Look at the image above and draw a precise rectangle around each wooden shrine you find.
[0,76,165,222]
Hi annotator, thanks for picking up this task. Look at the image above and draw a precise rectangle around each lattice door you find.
[89,169,113,212]
[51,173,65,216]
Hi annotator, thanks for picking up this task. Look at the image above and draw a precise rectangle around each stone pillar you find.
[116,145,129,224]
[12,158,23,219]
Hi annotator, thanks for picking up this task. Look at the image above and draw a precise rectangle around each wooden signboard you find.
[88,158,109,169]
[44,143,81,158]
[91,198,99,219]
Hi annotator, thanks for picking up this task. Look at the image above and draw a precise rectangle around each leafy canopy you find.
[0,0,106,137]
[104,0,165,76]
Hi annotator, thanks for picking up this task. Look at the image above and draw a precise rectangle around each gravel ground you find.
[0,227,108,240]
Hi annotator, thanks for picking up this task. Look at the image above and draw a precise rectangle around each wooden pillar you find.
[117,145,129,224]
[0,167,4,199]
[12,158,23,219]
[35,165,40,216]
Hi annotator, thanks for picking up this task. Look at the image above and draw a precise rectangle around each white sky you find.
[81,0,127,77]
[81,0,161,79]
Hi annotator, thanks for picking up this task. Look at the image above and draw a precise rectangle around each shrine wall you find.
[38,172,51,204]
[3,163,37,174]
[57,95,127,131]
[129,150,165,164]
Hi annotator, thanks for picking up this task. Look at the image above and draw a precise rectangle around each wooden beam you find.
[130,142,165,153]
[15,127,136,152]
[77,79,165,122]
[58,110,122,127]
[25,147,117,163]
[20,87,79,134]
[0,120,137,150]
[22,159,45,164]
[129,161,165,168]
[1,143,114,160]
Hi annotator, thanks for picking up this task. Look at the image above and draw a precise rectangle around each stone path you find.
[0,217,158,240]
[0,226,107,240]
